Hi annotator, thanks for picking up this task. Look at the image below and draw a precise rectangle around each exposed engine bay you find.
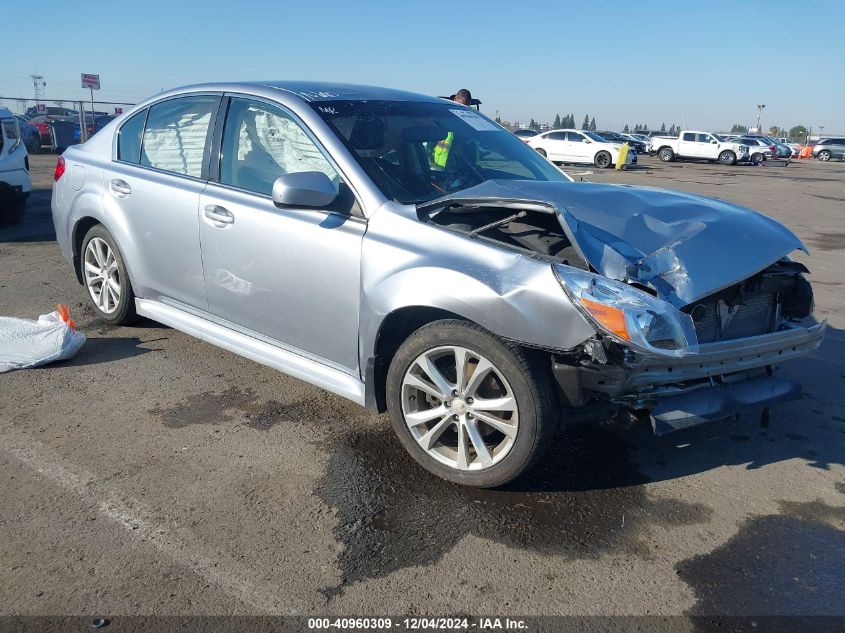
[423,203,589,269]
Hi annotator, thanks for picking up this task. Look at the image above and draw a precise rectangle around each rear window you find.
[140,96,218,177]
[117,109,147,163]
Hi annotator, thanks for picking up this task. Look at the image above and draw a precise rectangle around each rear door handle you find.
[110,179,131,197]
[204,205,234,225]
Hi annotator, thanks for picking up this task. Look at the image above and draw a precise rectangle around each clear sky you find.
[2,0,843,132]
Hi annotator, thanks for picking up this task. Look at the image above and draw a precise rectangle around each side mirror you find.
[272,172,338,208]
[583,138,592,144]
[710,139,718,144]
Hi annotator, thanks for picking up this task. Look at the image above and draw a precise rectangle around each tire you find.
[594,151,612,169]
[751,153,764,165]
[818,150,831,161]
[535,148,547,158]
[386,319,557,488]
[718,150,737,165]
[658,147,674,162]
[0,197,26,225]
[80,225,138,325]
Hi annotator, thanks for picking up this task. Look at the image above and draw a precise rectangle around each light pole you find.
[819,126,825,141]
[756,104,766,134]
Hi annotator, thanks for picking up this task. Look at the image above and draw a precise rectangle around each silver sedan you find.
[51,82,824,487]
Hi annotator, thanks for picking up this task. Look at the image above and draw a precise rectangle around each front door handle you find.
[110,179,131,197]
[204,205,234,225]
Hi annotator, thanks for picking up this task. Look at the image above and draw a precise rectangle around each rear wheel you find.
[594,151,612,168]
[718,150,737,165]
[751,153,764,165]
[535,148,547,158]
[818,150,831,161]
[658,147,674,162]
[386,319,557,488]
[80,225,137,325]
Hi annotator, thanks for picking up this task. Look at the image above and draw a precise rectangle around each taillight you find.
[770,146,776,152]
[54,156,65,181]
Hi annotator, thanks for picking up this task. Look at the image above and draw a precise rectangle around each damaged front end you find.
[417,179,826,434]
[552,260,825,434]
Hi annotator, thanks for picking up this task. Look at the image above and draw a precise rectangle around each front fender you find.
[359,204,597,367]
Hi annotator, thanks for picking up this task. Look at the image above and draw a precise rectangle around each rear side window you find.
[117,109,147,163]
[140,96,218,177]
[546,132,566,141]
[682,133,695,141]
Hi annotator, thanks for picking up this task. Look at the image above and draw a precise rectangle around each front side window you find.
[117,109,147,163]
[140,95,218,177]
[696,133,712,143]
[567,132,586,142]
[311,100,566,205]
[220,98,338,196]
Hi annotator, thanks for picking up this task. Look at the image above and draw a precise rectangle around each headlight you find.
[554,266,699,357]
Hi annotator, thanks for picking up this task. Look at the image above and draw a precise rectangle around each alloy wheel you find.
[84,237,121,314]
[400,345,519,471]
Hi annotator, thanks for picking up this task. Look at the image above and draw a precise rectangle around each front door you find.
[566,131,592,163]
[198,96,364,373]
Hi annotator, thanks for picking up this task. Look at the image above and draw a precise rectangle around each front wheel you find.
[80,225,138,325]
[818,150,831,161]
[658,147,675,162]
[386,319,557,488]
[594,151,612,168]
[718,150,737,165]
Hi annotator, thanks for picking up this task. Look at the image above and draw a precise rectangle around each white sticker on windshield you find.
[449,109,499,132]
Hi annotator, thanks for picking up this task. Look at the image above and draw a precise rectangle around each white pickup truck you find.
[651,130,749,165]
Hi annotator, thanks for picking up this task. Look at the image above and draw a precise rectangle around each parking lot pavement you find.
[1,154,843,618]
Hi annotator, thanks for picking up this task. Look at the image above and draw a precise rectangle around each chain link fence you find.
[0,96,135,153]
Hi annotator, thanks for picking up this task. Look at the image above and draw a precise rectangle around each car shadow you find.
[52,335,162,368]
[0,186,55,242]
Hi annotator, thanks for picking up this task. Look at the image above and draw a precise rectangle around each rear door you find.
[197,96,365,372]
[541,131,567,160]
[678,132,702,158]
[103,94,220,309]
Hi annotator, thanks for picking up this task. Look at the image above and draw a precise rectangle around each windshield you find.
[311,100,568,204]
[583,131,608,142]
[711,133,725,142]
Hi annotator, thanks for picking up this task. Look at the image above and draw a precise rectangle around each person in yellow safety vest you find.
[433,89,472,169]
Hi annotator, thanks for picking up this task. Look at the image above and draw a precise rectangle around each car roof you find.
[163,81,445,104]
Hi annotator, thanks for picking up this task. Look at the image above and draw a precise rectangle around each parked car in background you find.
[51,81,824,487]
[26,114,69,146]
[23,105,78,119]
[735,137,775,164]
[812,138,845,161]
[513,128,540,143]
[94,114,117,133]
[597,131,647,154]
[527,129,636,168]
[14,114,41,152]
[651,130,749,165]
[0,107,31,224]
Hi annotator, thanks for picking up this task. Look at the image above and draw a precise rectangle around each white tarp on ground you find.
[0,308,85,373]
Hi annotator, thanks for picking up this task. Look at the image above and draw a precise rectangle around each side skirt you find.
[135,298,366,406]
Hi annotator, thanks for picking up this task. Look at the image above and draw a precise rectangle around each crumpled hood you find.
[420,179,806,307]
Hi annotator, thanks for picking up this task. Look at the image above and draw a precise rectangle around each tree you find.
[730,123,748,134]
[769,126,780,138]
[660,122,666,132]
[589,117,596,131]
[569,113,575,128]
[789,125,808,142]
[553,113,561,129]
[529,118,537,131]
[642,123,649,132]
[623,123,629,133]
[582,115,590,130]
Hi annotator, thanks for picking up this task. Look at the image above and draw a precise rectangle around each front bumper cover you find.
[562,321,826,433]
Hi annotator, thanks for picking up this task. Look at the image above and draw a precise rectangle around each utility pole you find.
[756,104,765,134]
[819,125,825,141]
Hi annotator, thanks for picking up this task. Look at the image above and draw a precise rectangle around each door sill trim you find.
[135,298,366,406]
